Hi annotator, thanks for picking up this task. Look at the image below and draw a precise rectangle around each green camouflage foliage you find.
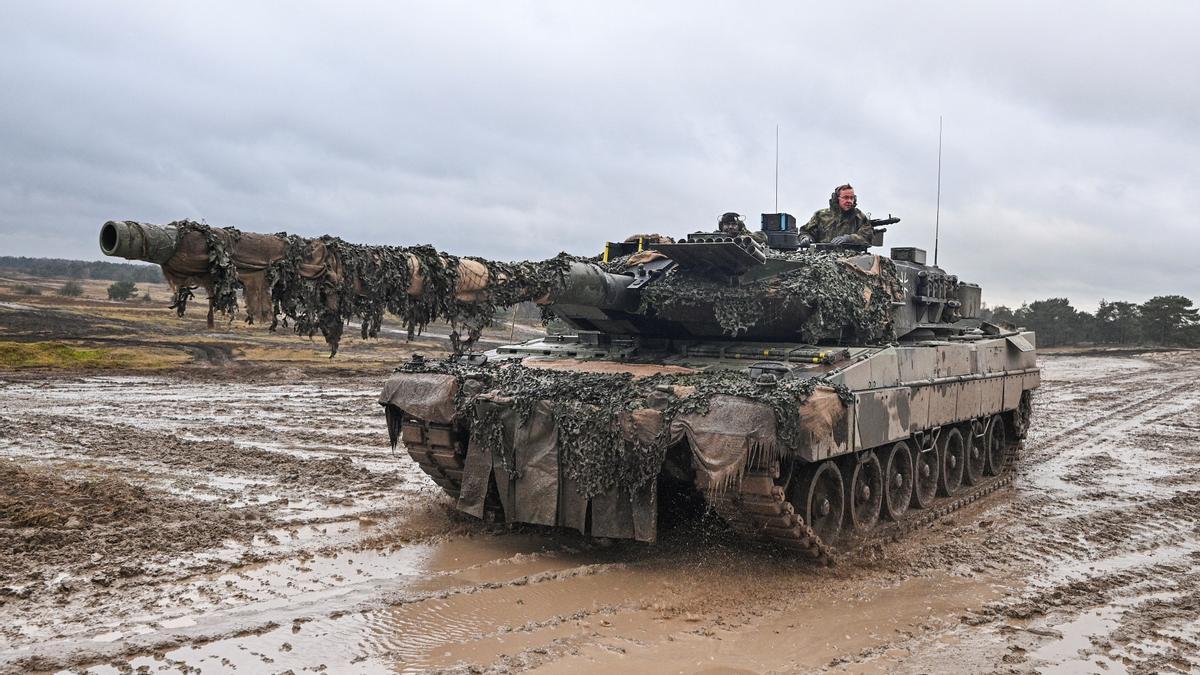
[166,221,577,355]
[637,251,900,342]
[401,359,853,498]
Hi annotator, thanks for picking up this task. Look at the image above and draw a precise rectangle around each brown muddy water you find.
[2,352,1199,674]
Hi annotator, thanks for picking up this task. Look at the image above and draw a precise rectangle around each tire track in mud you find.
[2,546,631,674]
[1,411,403,492]
[1024,367,1195,464]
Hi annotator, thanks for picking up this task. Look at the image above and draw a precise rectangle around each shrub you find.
[107,280,138,301]
[58,280,85,297]
[14,284,42,296]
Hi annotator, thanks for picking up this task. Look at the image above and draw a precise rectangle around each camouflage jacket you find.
[800,207,874,244]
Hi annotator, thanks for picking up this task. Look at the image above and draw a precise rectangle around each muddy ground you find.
[2,297,1199,673]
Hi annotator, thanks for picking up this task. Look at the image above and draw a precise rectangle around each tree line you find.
[0,256,163,283]
[979,296,1200,348]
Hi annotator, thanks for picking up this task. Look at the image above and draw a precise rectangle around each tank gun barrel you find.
[101,219,506,301]
[99,219,632,308]
[100,220,181,264]
[97,219,622,354]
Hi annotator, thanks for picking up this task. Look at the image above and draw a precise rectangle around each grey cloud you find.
[1,1,1197,311]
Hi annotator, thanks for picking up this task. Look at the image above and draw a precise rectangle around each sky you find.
[1,1,1197,311]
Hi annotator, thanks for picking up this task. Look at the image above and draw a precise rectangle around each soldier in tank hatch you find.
[800,184,875,246]
[716,212,767,243]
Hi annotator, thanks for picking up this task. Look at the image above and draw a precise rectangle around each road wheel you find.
[881,442,914,521]
[985,415,1009,475]
[793,460,844,547]
[845,452,883,533]
[911,441,939,509]
[938,427,965,497]
[964,420,987,486]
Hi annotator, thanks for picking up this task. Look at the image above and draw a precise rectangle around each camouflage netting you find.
[398,359,853,499]
[141,219,906,355]
[635,250,904,342]
[158,221,577,355]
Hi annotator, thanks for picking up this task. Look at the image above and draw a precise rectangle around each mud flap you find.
[471,399,560,527]
[474,399,520,519]
[511,401,559,527]
[491,442,518,519]
[558,474,589,535]
[631,480,657,542]
[583,478,657,541]
[457,436,492,519]
[589,489,635,539]
[461,398,661,541]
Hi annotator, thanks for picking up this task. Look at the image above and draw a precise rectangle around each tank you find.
[99,215,1038,562]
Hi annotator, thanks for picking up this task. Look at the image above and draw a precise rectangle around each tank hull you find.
[380,331,1038,560]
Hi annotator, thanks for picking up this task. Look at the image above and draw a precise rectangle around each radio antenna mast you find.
[934,116,943,266]
[774,124,780,212]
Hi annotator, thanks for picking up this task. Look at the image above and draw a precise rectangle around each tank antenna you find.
[774,124,780,213]
[934,116,943,266]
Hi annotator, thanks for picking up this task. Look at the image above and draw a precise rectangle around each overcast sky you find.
[2,1,1197,311]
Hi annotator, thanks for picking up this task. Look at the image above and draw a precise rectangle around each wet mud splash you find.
[3,351,1200,674]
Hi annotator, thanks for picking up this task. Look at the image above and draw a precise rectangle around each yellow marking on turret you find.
[603,243,610,263]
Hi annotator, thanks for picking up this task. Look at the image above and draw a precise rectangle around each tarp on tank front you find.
[383,361,855,542]
[456,396,659,541]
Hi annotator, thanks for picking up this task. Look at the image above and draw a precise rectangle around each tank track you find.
[704,467,834,561]
[853,449,1018,555]
[699,438,1019,565]
[399,418,466,498]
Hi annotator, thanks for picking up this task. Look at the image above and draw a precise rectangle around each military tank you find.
[99,213,1037,561]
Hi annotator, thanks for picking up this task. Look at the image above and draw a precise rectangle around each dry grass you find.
[0,340,186,370]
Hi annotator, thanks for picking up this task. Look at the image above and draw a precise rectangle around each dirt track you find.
[2,351,1199,674]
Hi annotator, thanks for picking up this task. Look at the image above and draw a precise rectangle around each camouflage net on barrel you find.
[167,223,241,320]
[161,221,576,355]
[399,359,853,499]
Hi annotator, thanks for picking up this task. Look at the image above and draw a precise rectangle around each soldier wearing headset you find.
[799,184,875,247]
